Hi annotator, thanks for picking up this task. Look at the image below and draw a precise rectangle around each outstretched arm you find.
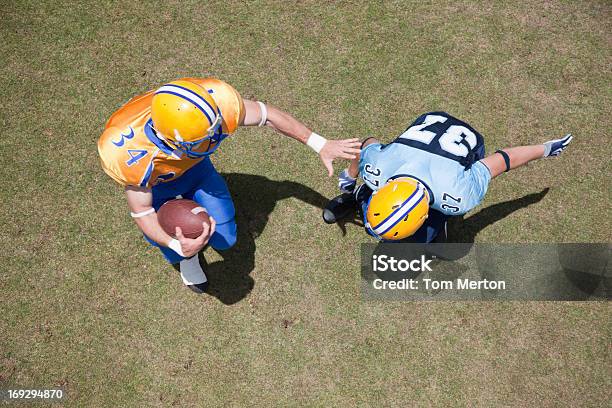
[480,134,573,179]
[241,99,361,176]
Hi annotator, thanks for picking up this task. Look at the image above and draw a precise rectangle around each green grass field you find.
[1,0,610,406]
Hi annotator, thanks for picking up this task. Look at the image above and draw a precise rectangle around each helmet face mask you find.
[150,80,226,158]
[149,118,224,158]
[365,177,430,241]
[172,116,223,158]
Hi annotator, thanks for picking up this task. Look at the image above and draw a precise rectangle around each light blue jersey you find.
[358,112,492,216]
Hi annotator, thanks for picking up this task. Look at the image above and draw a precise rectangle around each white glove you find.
[338,169,357,193]
[543,134,573,157]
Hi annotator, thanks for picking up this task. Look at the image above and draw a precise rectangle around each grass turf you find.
[0,1,610,406]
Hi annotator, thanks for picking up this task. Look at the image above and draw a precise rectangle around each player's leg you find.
[145,159,216,293]
[354,185,380,237]
[142,193,209,292]
[143,234,183,264]
[145,190,192,265]
[403,209,449,244]
[143,203,210,293]
[186,160,237,252]
[323,182,374,225]
[323,193,357,224]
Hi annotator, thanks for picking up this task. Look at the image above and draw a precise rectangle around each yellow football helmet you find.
[365,177,430,240]
[150,80,224,157]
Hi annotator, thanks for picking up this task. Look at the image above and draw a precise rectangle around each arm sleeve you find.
[97,126,154,187]
[358,143,387,191]
[358,143,383,172]
[98,127,129,186]
[458,161,492,213]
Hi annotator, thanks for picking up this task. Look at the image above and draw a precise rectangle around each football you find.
[157,199,211,239]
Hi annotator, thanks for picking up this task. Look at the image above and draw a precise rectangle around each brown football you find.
[157,199,211,239]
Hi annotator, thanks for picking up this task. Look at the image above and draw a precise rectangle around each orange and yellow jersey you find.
[97,78,245,188]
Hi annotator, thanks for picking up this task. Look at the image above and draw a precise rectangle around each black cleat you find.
[187,281,209,294]
[431,221,448,243]
[323,193,357,224]
[172,253,209,294]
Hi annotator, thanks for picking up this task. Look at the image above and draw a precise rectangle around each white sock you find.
[179,256,207,286]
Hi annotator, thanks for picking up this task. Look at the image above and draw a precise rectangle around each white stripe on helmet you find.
[156,85,217,124]
[372,184,426,236]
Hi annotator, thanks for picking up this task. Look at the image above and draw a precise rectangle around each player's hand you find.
[319,138,361,177]
[338,169,357,193]
[175,217,216,258]
[543,133,573,157]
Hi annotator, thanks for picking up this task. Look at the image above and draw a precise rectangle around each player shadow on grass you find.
[448,187,550,244]
[427,188,550,260]
[203,173,330,305]
[204,184,549,304]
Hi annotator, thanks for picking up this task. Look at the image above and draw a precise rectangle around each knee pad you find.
[209,219,237,251]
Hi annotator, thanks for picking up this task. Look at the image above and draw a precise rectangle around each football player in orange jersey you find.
[98,78,360,293]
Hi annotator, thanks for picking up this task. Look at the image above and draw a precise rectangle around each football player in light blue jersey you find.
[324,112,573,242]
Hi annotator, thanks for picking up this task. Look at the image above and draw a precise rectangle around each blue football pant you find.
[144,157,237,264]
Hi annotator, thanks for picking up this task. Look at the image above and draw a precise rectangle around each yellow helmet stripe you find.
[372,185,426,236]
[155,84,217,124]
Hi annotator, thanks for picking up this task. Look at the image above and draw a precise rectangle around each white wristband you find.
[257,101,267,127]
[168,239,185,257]
[130,207,155,218]
[306,132,327,153]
